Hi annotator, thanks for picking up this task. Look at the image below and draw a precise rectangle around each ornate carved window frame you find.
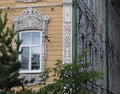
[12,7,49,72]
[12,7,49,70]
[12,7,49,85]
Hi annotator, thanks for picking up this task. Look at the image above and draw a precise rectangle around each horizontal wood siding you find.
[0,0,63,87]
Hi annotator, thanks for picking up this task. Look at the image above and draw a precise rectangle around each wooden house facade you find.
[0,0,73,89]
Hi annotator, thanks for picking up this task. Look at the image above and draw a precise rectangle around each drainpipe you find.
[105,0,109,93]
[74,0,77,62]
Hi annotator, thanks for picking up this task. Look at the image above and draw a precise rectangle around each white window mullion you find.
[19,47,21,65]
[40,32,42,71]
[19,33,22,63]
[29,32,32,71]
[29,46,31,71]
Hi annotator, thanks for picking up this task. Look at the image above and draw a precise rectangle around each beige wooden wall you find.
[0,0,63,88]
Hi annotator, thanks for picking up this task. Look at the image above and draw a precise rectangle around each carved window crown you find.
[12,7,49,32]
[12,7,49,85]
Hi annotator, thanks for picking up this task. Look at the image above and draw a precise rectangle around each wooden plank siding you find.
[0,0,63,88]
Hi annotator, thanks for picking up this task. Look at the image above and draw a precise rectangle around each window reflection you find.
[21,47,29,70]
[31,47,40,70]
[20,31,41,71]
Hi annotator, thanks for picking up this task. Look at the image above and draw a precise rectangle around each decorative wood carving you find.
[63,1,72,64]
[12,7,49,85]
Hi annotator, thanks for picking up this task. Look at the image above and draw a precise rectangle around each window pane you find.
[21,32,30,45]
[21,59,29,70]
[20,31,41,72]
[31,47,40,70]
[21,47,29,70]
[31,32,40,45]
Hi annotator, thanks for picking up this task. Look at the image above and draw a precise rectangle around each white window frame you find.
[17,0,38,2]
[19,30,42,73]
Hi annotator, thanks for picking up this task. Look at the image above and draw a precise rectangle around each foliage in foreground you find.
[0,10,23,91]
[1,50,102,94]
[38,50,102,94]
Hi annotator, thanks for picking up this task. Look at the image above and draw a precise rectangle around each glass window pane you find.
[31,47,40,70]
[21,47,29,58]
[31,32,40,45]
[21,59,29,70]
[21,32,30,45]
[20,31,41,72]
[21,47,29,70]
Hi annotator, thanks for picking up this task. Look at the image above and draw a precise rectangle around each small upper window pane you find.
[21,32,40,45]
[21,32,30,45]
[31,32,40,45]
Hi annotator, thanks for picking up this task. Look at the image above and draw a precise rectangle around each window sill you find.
[19,70,41,74]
